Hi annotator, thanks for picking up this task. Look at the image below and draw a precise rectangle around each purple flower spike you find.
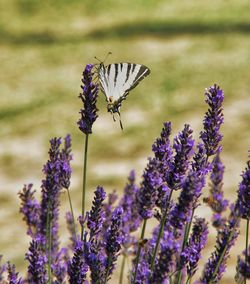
[167,124,194,190]
[77,64,99,135]
[137,158,162,219]
[7,263,23,284]
[200,84,224,157]
[102,190,118,234]
[236,159,250,220]
[204,153,228,228]
[26,238,47,284]
[105,206,123,279]
[192,143,210,176]
[60,134,73,189]
[19,184,40,237]
[235,245,250,281]
[152,122,173,172]
[152,122,173,208]
[150,230,178,282]
[119,170,142,248]
[85,187,106,284]
[169,171,204,232]
[68,241,88,284]
[179,217,208,278]
[87,186,106,240]
[201,206,239,283]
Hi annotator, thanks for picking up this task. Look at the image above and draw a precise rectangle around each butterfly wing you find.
[99,63,150,108]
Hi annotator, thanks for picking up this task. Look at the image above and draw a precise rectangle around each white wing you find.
[99,63,150,104]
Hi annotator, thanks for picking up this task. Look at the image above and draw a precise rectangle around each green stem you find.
[176,209,195,284]
[209,219,238,283]
[119,254,126,284]
[46,200,52,284]
[185,276,192,284]
[133,219,147,284]
[150,189,173,272]
[245,219,249,284]
[66,188,77,240]
[81,134,89,241]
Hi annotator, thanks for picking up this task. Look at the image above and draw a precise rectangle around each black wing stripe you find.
[114,63,119,87]
[125,63,132,83]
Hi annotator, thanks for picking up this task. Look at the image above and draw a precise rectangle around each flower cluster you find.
[236,159,250,219]
[200,84,224,157]
[77,64,99,135]
[0,67,249,284]
[204,153,228,228]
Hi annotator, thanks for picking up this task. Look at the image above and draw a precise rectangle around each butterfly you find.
[98,62,150,129]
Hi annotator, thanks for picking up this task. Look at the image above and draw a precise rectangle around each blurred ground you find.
[0,0,249,283]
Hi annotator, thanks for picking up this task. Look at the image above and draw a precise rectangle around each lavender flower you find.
[18,184,40,237]
[179,217,208,278]
[167,124,194,190]
[152,122,173,208]
[60,134,73,189]
[236,159,250,220]
[150,230,178,283]
[77,64,99,135]
[200,84,224,157]
[201,206,239,283]
[105,206,123,280]
[87,186,106,240]
[235,245,250,281]
[137,158,162,219]
[52,248,69,284]
[133,248,151,284]
[68,241,88,284]
[84,240,106,283]
[102,190,118,233]
[7,263,23,284]
[192,143,210,176]
[26,238,47,284]
[119,170,142,249]
[152,122,173,172]
[169,171,204,233]
[39,137,63,254]
[204,153,228,228]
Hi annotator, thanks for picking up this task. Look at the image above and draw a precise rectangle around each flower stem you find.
[81,134,89,240]
[66,188,77,240]
[133,219,147,283]
[245,219,249,284]
[176,208,195,284]
[46,200,52,284]
[119,254,126,284]
[150,189,173,273]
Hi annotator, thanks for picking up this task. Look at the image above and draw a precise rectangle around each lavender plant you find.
[77,64,99,240]
[0,64,249,284]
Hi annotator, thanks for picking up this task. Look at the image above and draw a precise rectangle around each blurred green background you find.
[0,0,249,282]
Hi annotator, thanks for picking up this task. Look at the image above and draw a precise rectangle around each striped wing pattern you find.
[99,63,150,107]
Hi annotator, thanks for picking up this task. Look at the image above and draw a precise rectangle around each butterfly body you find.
[98,62,150,128]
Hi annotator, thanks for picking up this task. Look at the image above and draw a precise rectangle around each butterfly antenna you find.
[94,52,112,65]
[104,52,112,63]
